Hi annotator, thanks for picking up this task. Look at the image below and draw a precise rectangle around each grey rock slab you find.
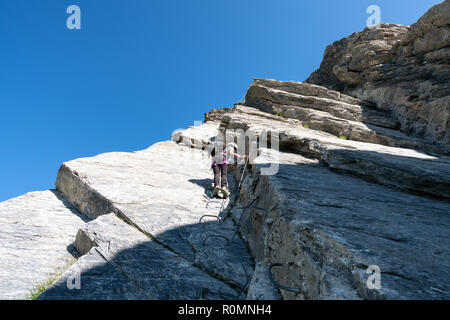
[238,148,450,299]
[40,213,238,300]
[245,262,282,300]
[187,215,254,291]
[307,1,450,145]
[245,82,398,129]
[275,98,448,155]
[252,78,366,106]
[0,190,86,299]
[240,79,448,155]
[56,140,253,292]
[218,105,450,199]
[322,147,450,199]
[171,121,220,149]
[38,246,150,300]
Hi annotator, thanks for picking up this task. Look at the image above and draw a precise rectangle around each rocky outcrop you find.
[244,79,449,156]
[235,148,450,299]
[0,191,86,299]
[246,80,398,128]
[0,0,448,301]
[49,140,254,299]
[307,0,450,145]
[177,105,450,299]
[210,105,450,200]
[39,213,239,299]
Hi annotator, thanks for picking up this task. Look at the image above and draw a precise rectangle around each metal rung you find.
[199,215,222,224]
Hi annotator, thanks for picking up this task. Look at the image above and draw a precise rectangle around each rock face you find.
[39,213,240,300]
[201,104,450,299]
[245,79,449,156]
[0,1,449,300]
[0,191,86,299]
[236,148,450,299]
[307,0,450,145]
[213,105,450,200]
[48,140,254,299]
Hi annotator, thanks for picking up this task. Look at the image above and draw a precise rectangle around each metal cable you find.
[268,263,302,294]
[238,157,250,189]
[235,262,251,300]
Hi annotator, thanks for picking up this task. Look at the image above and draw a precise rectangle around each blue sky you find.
[0,0,441,201]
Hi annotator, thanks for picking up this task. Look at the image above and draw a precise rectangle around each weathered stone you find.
[1,0,448,302]
[40,245,150,300]
[237,148,450,299]
[307,1,450,145]
[55,139,253,293]
[322,147,450,199]
[0,190,86,299]
[245,262,282,300]
[245,83,398,128]
[306,23,410,89]
[252,78,366,106]
[171,121,220,150]
[217,105,450,199]
[270,98,447,155]
[243,79,449,155]
[39,214,239,300]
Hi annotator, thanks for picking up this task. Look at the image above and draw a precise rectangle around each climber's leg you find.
[212,165,221,197]
[220,164,228,187]
[220,164,230,198]
[212,165,220,187]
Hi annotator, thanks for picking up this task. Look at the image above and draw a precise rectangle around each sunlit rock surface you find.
[1,1,449,300]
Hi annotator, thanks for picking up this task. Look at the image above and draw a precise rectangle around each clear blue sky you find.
[0,0,441,201]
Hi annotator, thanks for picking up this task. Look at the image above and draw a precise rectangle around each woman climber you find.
[210,142,247,198]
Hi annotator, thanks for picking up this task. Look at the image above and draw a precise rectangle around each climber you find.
[211,142,247,198]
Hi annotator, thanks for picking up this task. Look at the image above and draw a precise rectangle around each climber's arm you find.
[230,152,248,160]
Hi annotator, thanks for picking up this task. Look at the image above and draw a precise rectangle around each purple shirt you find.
[211,151,229,167]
